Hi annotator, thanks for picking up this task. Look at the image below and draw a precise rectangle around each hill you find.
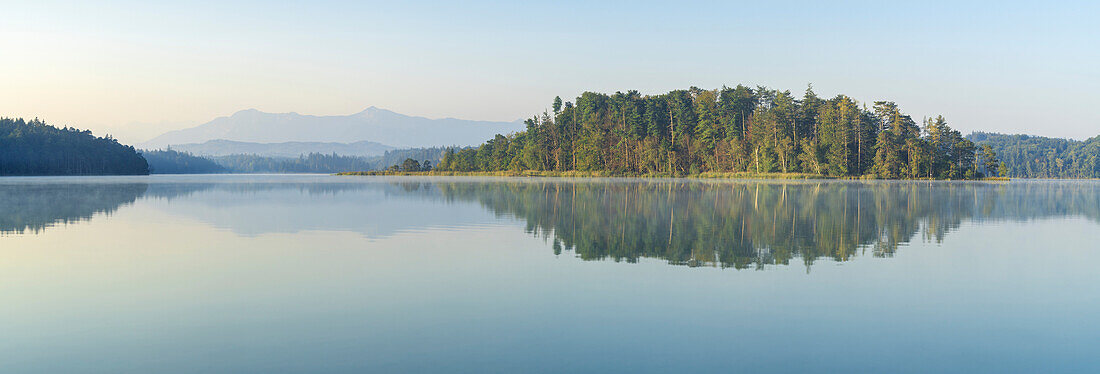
[968,132,1100,178]
[0,118,148,175]
[140,107,523,149]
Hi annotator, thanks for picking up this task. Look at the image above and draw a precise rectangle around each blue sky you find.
[2,0,1097,142]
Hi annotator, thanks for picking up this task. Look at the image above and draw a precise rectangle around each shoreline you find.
[336,170,1011,181]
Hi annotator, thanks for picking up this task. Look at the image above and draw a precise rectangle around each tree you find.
[873,129,901,178]
[693,89,719,170]
[437,148,456,170]
[924,116,952,177]
[401,158,421,172]
[979,144,999,177]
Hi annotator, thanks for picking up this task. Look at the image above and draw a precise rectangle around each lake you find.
[1,175,1098,373]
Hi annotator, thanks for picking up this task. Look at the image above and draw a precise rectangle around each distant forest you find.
[213,153,376,173]
[143,149,227,174]
[435,86,1003,179]
[143,147,448,174]
[372,147,447,170]
[969,132,1100,178]
[0,118,148,175]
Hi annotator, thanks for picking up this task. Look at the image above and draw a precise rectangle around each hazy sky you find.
[2,0,1097,143]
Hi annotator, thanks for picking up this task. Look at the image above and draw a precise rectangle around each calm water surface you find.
[1,175,1098,373]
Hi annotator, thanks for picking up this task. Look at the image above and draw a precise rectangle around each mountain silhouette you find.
[140,107,523,149]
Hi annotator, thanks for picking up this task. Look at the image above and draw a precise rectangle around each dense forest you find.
[435,86,1001,179]
[0,118,148,175]
[969,132,1100,178]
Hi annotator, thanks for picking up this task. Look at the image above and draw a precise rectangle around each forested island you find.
[0,118,148,175]
[429,86,1005,179]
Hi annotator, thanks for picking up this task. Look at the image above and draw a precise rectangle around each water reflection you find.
[427,179,1100,269]
[2,177,1097,270]
[0,181,147,235]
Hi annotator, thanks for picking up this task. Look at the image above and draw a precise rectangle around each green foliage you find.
[400,158,422,172]
[873,129,902,178]
[969,132,1100,178]
[433,85,994,179]
[0,117,148,175]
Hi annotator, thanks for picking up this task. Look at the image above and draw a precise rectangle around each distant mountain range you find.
[138,107,524,149]
[154,139,395,158]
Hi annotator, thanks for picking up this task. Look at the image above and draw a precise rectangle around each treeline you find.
[380,158,434,172]
[373,147,448,170]
[0,118,148,175]
[142,147,450,174]
[206,148,448,173]
[436,86,1001,179]
[969,132,1100,178]
[212,153,376,173]
[143,149,228,174]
